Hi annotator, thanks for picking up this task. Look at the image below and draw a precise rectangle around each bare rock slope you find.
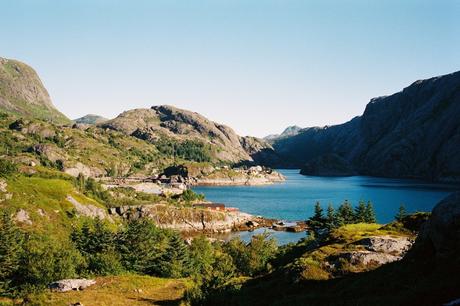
[101,105,280,164]
[0,57,70,124]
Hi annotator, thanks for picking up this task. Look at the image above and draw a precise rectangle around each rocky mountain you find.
[101,105,280,164]
[74,114,108,125]
[272,71,460,182]
[264,125,303,142]
[0,57,70,124]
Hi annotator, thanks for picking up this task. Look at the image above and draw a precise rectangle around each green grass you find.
[8,275,190,306]
[1,174,111,239]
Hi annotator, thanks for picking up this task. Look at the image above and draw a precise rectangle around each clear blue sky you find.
[1,0,459,137]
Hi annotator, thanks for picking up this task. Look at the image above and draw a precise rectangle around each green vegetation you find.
[309,200,377,232]
[0,160,17,177]
[156,139,213,162]
[32,275,190,306]
[395,204,407,221]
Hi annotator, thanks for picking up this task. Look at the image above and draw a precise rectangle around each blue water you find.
[194,169,459,224]
[213,228,308,246]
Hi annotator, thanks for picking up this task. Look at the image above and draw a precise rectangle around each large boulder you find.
[49,279,96,292]
[355,236,413,254]
[417,192,460,257]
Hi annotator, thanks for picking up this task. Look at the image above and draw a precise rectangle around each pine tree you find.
[395,204,407,222]
[0,212,24,292]
[338,200,354,224]
[364,201,377,223]
[325,204,337,230]
[155,233,190,278]
[116,219,164,273]
[354,200,367,223]
[309,202,325,228]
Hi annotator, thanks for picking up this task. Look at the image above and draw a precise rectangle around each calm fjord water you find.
[193,169,458,224]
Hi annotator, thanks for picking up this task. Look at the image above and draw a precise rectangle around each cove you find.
[193,169,459,225]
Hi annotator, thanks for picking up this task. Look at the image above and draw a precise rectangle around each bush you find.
[180,189,205,203]
[0,212,24,294]
[223,233,278,276]
[17,237,83,292]
[0,160,17,177]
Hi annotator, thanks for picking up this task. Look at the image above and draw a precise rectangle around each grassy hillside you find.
[30,275,190,306]
[0,58,70,125]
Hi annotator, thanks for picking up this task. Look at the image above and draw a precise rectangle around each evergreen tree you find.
[155,232,190,278]
[337,200,354,224]
[364,201,377,223]
[116,219,166,273]
[71,219,120,275]
[395,204,407,222]
[0,212,24,292]
[309,202,325,228]
[354,201,367,223]
[325,204,337,230]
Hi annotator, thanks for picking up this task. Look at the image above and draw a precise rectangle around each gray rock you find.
[66,195,112,222]
[341,251,401,266]
[49,279,96,292]
[14,209,32,225]
[355,236,413,255]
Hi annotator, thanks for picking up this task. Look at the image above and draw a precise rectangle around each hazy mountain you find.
[74,114,109,125]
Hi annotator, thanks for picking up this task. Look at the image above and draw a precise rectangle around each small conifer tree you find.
[395,204,407,222]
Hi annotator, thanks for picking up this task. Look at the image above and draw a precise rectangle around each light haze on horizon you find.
[1,0,459,137]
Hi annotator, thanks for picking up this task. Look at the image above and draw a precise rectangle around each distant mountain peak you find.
[74,114,109,125]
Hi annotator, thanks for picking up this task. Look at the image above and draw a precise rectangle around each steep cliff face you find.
[0,57,70,124]
[273,71,460,182]
[101,105,280,164]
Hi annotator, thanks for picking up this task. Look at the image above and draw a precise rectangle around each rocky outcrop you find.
[340,251,401,266]
[14,209,32,225]
[0,57,70,124]
[161,164,284,186]
[108,203,254,233]
[100,105,280,164]
[49,279,96,292]
[273,71,460,182]
[356,236,413,254]
[334,236,413,268]
[66,195,112,222]
[416,192,460,258]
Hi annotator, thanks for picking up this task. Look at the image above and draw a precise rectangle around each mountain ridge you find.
[271,70,460,182]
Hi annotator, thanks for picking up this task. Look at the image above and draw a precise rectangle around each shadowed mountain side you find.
[272,71,460,182]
